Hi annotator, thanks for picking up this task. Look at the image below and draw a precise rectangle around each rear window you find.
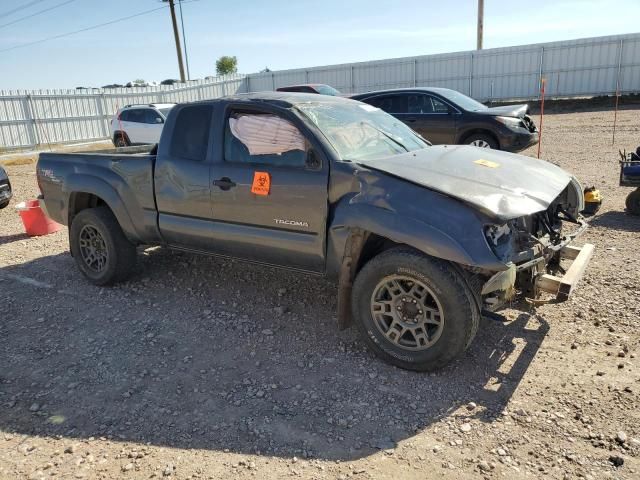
[169,105,213,161]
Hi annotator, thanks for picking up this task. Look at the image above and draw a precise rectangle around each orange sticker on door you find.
[251,171,271,196]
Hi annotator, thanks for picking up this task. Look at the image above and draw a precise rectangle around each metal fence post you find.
[96,93,108,138]
[272,73,276,91]
[468,53,473,97]
[350,65,355,93]
[246,75,251,93]
[22,94,39,147]
[413,59,417,87]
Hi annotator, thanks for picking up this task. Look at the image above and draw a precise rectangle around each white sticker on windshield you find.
[359,104,379,112]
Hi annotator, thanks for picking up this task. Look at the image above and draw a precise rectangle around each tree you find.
[216,56,238,76]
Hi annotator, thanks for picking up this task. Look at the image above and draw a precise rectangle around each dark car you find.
[351,87,538,152]
[0,165,12,209]
[276,84,341,96]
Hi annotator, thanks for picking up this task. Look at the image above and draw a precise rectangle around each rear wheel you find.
[465,133,498,149]
[114,133,129,148]
[70,207,136,285]
[626,188,640,215]
[352,247,480,371]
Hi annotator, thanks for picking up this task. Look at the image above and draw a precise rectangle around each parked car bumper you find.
[500,130,539,152]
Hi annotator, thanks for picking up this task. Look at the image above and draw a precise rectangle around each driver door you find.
[207,106,330,272]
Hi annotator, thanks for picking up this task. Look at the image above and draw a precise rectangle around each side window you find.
[144,109,163,124]
[224,111,309,168]
[119,110,130,122]
[169,105,212,161]
[408,94,434,114]
[126,109,146,123]
[430,96,450,113]
[367,95,407,114]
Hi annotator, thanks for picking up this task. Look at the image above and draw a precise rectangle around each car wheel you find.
[114,133,129,148]
[626,189,640,215]
[69,207,137,285]
[352,247,480,371]
[465,134,498,149]
[0,200,9,209]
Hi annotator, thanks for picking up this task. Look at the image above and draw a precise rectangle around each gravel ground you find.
[1,107,639,480]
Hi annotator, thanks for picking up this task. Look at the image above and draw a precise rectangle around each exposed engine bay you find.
[481,178,589,310]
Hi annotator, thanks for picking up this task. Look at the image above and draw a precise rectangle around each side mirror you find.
[155,117,164,124]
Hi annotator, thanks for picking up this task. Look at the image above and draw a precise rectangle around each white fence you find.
[0,75,247,150]
[2,32,639,150]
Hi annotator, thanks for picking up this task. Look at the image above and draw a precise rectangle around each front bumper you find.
[500,130,539,153]
[535,243,595,301]
[482,219,594,307]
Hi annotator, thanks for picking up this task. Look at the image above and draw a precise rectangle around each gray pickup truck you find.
[37,92,594,371]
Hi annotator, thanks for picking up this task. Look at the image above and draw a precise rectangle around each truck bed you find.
[37,146,161,244]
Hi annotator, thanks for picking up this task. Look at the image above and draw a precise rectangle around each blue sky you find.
[0,0,638,90]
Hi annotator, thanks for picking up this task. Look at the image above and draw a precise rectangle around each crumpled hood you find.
[475,104,529,118]
[357,145,574,221]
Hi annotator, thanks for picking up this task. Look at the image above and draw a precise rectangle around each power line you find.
[0,0,77,30]
[0,0,203,54]
[0,5,168,53]
[0,0,49,20]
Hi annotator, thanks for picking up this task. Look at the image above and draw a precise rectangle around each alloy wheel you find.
[370,275,445,351]
[79,225,108,273]
[470,139,491,148]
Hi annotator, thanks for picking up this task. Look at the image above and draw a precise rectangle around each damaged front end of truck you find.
[352,144,594,314]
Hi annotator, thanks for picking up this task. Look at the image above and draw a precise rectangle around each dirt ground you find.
[1,107,639,480]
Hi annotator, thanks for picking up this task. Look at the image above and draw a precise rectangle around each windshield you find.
[296,102,429,162]
[315,85,341,96]
[437,89,487,112]
[158,107,174,118]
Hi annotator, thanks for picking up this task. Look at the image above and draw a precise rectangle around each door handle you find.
[405,118,417,122]
[212,177,236,190]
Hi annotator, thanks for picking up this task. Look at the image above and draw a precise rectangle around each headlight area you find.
[495,116,526,129]
[481,223,518,310]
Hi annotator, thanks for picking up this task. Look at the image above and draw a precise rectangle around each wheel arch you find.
[65,177,138,243]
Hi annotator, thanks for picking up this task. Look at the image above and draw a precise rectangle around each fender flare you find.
[64,174,138,241]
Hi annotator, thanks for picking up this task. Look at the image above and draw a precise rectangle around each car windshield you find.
[296,101,429,161]
[315,85,341,96]
[437,89,488,112]
[158,107,173,118]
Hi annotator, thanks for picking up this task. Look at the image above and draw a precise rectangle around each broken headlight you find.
[484,223,514,262]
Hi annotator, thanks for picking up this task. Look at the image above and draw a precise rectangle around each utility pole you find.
[178,0,191,80]
[163,0,186,82]
[477,0,484,50]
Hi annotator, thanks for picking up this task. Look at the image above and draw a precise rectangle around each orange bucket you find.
[16,200,62,237]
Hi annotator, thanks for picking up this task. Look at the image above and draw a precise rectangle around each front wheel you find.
[465,133,498,149]
[352,248,480,371]
[69,207,137,285]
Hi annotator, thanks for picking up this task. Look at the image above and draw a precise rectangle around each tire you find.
[626,189,640,216]
[114,133,129,148]
[465,133,498,149]
[351,247,480,371]
[69,207,136,285]
[0,200,9,210]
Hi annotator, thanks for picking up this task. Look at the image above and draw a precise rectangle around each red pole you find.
[537,78,545,159]
[612,84,620,145]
